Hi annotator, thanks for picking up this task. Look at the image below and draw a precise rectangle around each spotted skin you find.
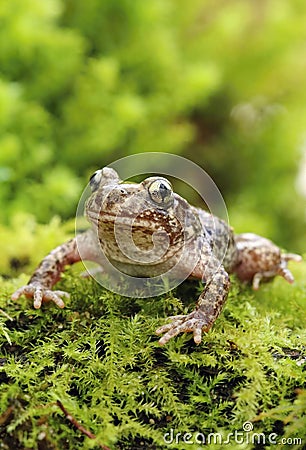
[12,168,302,345]
[156,247,230,345]
[234,233,302,289]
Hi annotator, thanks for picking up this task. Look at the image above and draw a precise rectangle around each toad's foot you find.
[156,309,210,346]
[252,253,302,290]
[11,283,70,309]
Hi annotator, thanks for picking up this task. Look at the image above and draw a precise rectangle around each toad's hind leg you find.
[234,233,302,290]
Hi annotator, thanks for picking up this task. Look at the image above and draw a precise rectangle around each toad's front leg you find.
[156,250,230,346]
[12,229,102,309]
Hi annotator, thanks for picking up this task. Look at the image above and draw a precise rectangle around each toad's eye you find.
[89,170,102,192]
[148,179,173,205]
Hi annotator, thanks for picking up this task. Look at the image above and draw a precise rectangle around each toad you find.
[12,168,302,345]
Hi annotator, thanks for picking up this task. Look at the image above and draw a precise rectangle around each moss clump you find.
[0,0,306,254]
[0,257,305,449]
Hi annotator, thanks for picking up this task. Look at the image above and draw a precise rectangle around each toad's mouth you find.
[86,208,171,228]
[86,208,186,248]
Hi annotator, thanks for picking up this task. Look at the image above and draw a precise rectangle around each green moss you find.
[0,214,74,275]
[1,258,305,449]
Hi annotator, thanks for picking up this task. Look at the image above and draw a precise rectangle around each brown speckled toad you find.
[12,168,302,345]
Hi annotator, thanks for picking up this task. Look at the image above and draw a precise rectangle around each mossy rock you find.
[0,257,305,449]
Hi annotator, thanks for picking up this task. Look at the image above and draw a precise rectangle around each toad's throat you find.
[97,220,187,266]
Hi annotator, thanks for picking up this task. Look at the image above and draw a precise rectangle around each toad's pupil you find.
[159,183,169,200]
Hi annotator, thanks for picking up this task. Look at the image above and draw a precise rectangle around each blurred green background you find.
[0,0,305,275]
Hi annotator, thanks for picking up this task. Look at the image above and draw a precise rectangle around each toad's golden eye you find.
[148,179,173,205]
